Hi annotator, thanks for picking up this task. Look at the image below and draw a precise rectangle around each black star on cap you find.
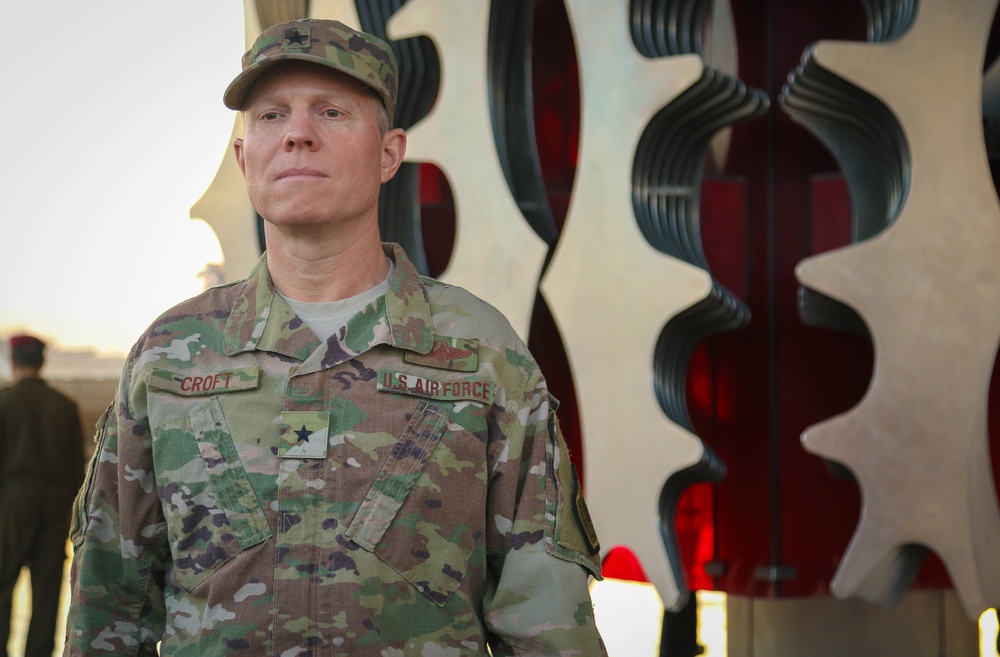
[295,425,313,442]
[285,30,308,46]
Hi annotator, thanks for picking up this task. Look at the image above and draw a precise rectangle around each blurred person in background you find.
[0,335,84,657]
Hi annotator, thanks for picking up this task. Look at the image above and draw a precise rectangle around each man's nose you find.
[284,114,318,151]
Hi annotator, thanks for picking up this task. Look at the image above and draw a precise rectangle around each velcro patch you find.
[404,336,479,372]
[149,366,260,396]
[572,470,601,556]
[377,369,494,405]
[552,416,601,565]
[279,411,330,459]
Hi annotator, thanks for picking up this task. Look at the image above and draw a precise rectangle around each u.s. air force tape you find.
[376,369,494,404]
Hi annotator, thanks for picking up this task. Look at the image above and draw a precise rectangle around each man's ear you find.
[380,128,407,184]
[233,137,247,177]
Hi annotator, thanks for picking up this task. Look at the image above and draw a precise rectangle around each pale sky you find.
[0,3,246,357]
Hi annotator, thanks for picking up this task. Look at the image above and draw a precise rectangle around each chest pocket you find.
[345,401,487,606]
[153,397,272,592]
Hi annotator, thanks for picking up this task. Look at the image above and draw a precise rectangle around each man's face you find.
[234,62,403,232]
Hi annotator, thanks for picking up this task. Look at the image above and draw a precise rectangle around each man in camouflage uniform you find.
[1,335,84,657]
[66,18,606,656]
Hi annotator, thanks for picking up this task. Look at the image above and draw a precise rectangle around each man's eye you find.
[324,109,341,118]
[260,112,280,121]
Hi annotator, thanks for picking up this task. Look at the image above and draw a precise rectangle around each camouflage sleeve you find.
[65,355,168,655]
[69,399,87,495]
[483,366,607,656]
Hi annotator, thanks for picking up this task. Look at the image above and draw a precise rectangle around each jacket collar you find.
[223,243,434,367]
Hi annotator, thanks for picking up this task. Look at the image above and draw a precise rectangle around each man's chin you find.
[260,212,365,243]
[262,211,338,229]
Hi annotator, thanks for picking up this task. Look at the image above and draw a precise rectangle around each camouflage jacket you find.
[66,244,606,657]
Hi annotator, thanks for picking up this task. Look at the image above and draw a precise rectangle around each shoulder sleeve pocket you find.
[548,414,603,580]
[70,403,113,547]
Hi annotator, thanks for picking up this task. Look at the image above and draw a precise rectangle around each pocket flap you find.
[346,402,448,550]
[189,400,272,550]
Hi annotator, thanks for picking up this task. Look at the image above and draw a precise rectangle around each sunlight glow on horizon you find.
[0,3,246,356]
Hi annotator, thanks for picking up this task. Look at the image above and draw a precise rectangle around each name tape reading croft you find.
[149,366,262,396]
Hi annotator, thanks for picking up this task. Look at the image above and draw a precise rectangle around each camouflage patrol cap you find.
[224,18,398,124]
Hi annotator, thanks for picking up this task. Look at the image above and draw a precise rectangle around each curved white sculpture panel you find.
[796,0,1000,619]
[542,0,713,610]
[388,0,548,339]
